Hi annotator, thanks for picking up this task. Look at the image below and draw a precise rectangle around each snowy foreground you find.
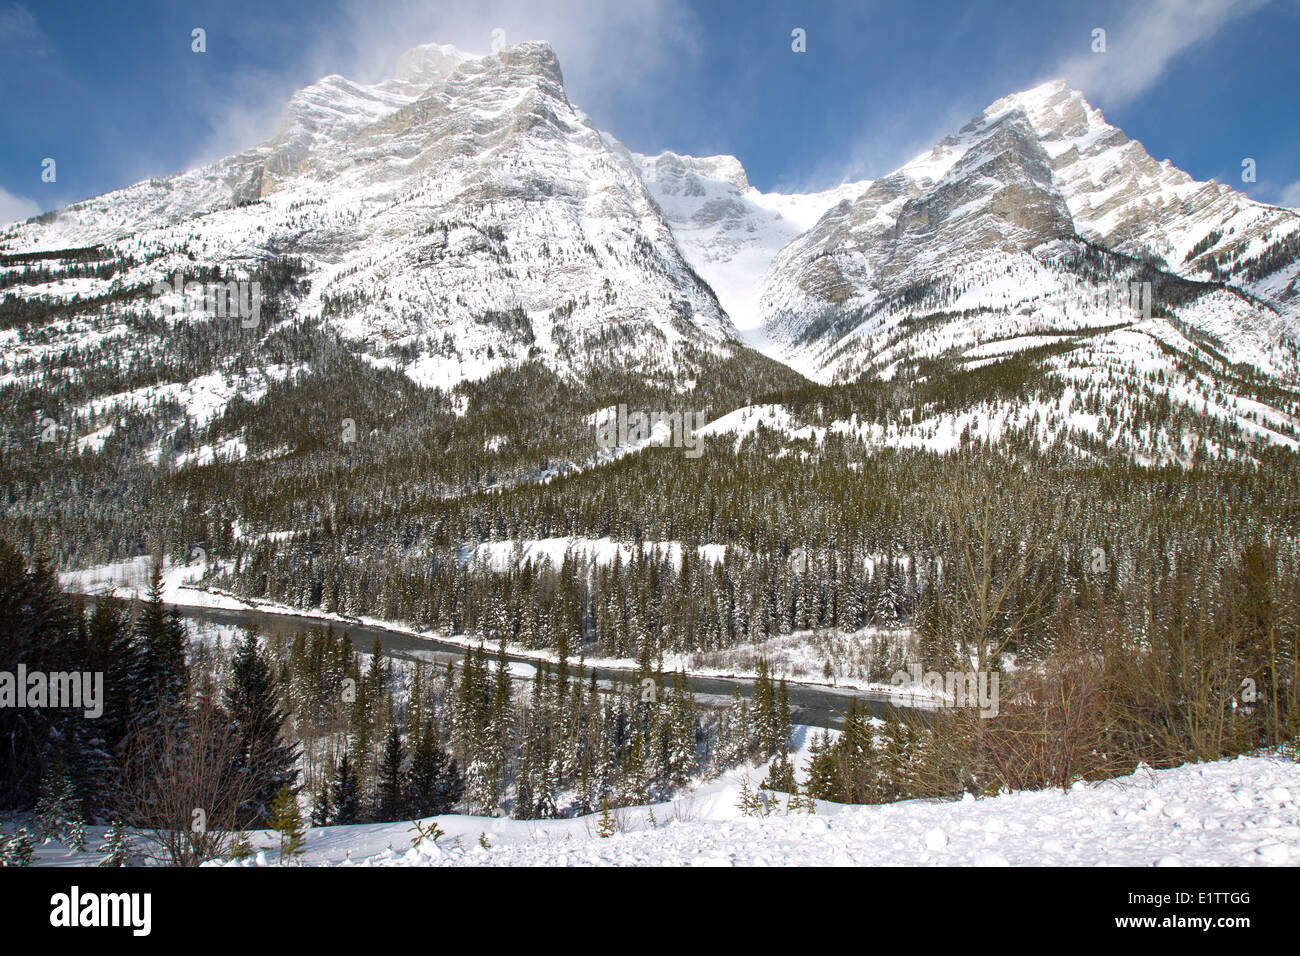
[25,741,1300,868]
[277,754,1300,868]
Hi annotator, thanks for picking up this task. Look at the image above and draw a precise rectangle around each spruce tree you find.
[76,596,142,816]
[34,762,84,847]
[375,722,406,821]
[310,783,333,827]
[329,751,360,825]
[0,542,80,810]
[407,727,462,816]
[225,629,299,825]
[761,750,797,795]
[776,679,792,753]
[803,729,841,802]
[513,756,535,820]
[597,798,615,838]
[267,783,306,865]
[134,564,190,723]
[97,817,134,866]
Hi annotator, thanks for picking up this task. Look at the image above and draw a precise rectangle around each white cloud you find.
[1279,180,1300,209]
[0,3,46,51]
[0,185,41,227]
[1057,0,1270,106]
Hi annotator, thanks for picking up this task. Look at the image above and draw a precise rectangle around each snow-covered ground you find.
[464,534,729,572]
[308,753,1300,867]
[17,736,1300,867]
[60,557,244,611]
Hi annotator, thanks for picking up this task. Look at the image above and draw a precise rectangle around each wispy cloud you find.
[0,1,57,91]
[0,184,41,228]
[796,0,1273,193]
[1279,180,1300,209]
[181,0,702,172]
[1056,0,1270,107]
[0,2,48,55]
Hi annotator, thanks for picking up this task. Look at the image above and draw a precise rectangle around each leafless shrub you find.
[668,792,698,824]
[117,700,262,866]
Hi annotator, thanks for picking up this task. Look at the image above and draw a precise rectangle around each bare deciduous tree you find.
[118,700,263,867]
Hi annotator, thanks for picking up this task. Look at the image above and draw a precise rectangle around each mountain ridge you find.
[4,44,1300,469]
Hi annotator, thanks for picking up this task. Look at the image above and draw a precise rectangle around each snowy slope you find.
[326,752,1300,867]
[626,146,866,334]
[28,746,1298,867]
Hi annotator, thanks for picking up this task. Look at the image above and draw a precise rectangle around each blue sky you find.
[2,0,1298,225]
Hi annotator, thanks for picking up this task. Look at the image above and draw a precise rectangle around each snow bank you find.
[211,752,1300,868]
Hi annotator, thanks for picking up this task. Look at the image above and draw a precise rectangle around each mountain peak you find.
[1001,76,1074,103]
[389,40,565,89]
[642,151,751,192]
[982,79,1103,141]
[491,40,565,87]
[393,42,474,85]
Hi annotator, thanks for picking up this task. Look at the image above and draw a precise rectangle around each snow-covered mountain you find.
[588,79,1299,464]
[1,42,744,393]
[996,81,1300,299]
[6,50,1300,465]
[751,79,1300,385]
